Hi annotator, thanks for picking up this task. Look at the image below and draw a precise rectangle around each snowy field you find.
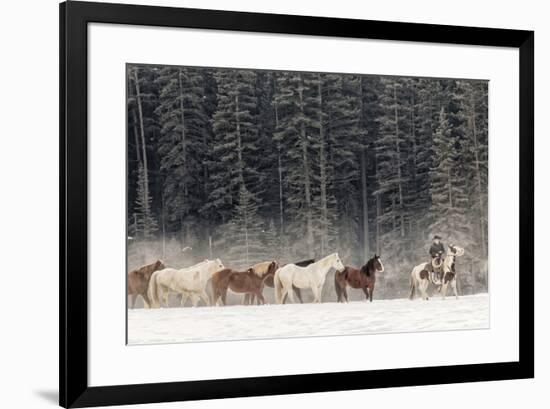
[127,293,489,344]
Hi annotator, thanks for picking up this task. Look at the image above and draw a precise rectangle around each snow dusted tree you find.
[273,72,318,259]
[429,107,470,245]
[134,163,158,239]
[155,66,209,245]
[374,78,411,262]
[225,185,266,267]
[457,81,488,260]
[206,68,264,257]
[322,74,362,261]
[262,218,280,261]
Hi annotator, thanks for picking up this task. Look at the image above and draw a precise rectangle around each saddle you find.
[430,256,443,284]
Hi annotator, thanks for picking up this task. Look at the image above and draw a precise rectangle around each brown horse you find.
[211,261,279,306]
[334,255,384,302]
[127,259,166,308]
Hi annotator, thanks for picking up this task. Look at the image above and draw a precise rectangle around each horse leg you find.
[441,282,448,300]
[294,287,304,303]
[200,290,210,306]
[368,285,374,302]
[256,292,266,305]
[419,280,429,300]
[141,292,151,309]
[409,277,416,300]
[311,285,321,303]
[286,285,296,303]
[451,279,458,300]
[342,284,349,303]
[244,294,250,305]
[180,292,188,307]
[129,294,137,309]
[362,286,369,302]
[335,275,343,302]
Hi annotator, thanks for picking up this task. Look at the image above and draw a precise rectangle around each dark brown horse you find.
[127,259,166,308]
[334,255,384,302]
[211,261,278,306]
[260,259,315,304]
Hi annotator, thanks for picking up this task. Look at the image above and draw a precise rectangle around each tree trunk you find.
[131,109,142,166]
[235,93,245,186]
[470,91,487,259]
[274,78,285,253]
[178,69,188,198]
[393,83,405,237]
[376,193,381,255]
[298,75,314,257]
[318,76,328,256]
[133,67,151,231]
[359,77,371,261]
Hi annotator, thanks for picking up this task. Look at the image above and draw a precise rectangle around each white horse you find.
[148,258,224,308]
[409,245,465,300]
[273,253,345,304]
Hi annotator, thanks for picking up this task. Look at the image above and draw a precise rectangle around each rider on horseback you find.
[429,235,445,282]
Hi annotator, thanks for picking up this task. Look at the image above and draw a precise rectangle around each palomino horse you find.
[147,259,224,308]
[155,259,210,306]
[211,261,279,306]
[248,259,315,304]
[127,259,165,308]
[334,255,384,302]
[274,253,345,304]
[409,245,465,300]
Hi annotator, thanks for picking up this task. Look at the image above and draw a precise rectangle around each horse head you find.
[362,255,384,276]
[448,244,465,257]
[373,254,385,273]
[215,258,225,270]
[332,253,345,273]
[155,259,166,270]
[267,260,279,276]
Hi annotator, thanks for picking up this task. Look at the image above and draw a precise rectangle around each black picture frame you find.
[60,1,534,407]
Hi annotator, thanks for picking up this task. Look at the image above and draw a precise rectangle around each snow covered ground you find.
[127,293,489,345]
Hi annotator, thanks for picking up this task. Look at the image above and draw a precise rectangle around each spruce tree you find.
[134,163,159,240]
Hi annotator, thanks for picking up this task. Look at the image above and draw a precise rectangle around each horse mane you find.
[294,259,315,267]
[250,261,273,277]
[316,253,338,266]
[361,258,375,277]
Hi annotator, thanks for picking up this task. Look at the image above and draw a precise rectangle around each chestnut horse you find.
[334,255,384,302]
[127,259,165,308]
[212,261,279,306]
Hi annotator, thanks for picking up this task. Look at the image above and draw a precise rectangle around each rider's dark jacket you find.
[429,242,445,258]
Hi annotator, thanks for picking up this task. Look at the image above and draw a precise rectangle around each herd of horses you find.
[127,245,465,309]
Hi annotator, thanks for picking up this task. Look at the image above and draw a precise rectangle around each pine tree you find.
[374,78,411,262]
[205,69,262,223]
[225,185,266,267]
[134,163,158,239]
[155,66,209,243]
[273,72,318,259]
[322,74,362,262]
[429,107,470,245]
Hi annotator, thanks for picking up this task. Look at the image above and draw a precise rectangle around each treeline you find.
[127,64,488,297]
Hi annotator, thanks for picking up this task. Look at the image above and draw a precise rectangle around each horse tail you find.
[148,272,160,308]
[273,270,283,304]
[334,268,344,302]
[205,277,214,305]
[409,271,416,300]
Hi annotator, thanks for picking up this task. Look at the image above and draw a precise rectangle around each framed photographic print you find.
[60,1,534,407]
